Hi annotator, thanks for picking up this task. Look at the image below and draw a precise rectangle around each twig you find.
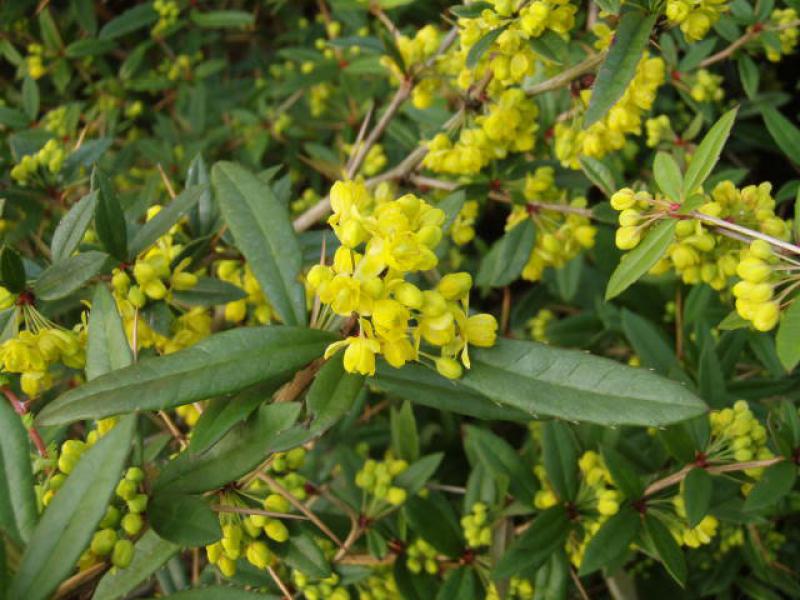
[524,51,606,96]
[53,562,106,599]
[157,163,177,199]
[688,211,800,256]
[212,504,310,521]
[3,388,48,457]
[571,567,591,600]
[158,410,187,450]
[273,357,327,403]
[698,21,800,68]
[268,565,294,599]
[643,456,785,497]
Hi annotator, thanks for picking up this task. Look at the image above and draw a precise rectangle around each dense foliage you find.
[0,0,799,598]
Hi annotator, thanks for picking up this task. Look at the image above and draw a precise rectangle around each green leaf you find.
[602,447,643,499]
[644,514,687,586]
[683,468,712,528]
[38,327,333,425]
[621,308,681,377]
[404,495,464,557]
[394,453,443,497]
[466,426,537,505]
[743,460,797,512]
[436,567,480,600]
[99,3,157,39]
[277,530,331,579]
[149,493,221,546]
[190,10,254,28]
[9,416,135,600]
[92,530,179,600]
[86,284,132,380]
[583,10,657,127]
[476,219,535,288]
[580,157,616,197]
[93,169,129,262]
[187,154,217,236]
[738,55,759,99]
[32,251,111,301]
[307,354,365,434]
[51,191,97,262]
[606,220,677,300]
[128,186,207,257]
[373,362,528,422]
[466,27,506,68]
[64,38,116,58]
[144,588,279,600]
[450,2,493,18]
[579,507,640,575]
[654,152,683,202]
[21,76,39,121]
[212,161,306,326]
[391,401,419,463]
[0,246,26,293]
[542,421,578,501]
[529,31,569,64]
[683,107,738,195]
[170,277,247,307]
[494,506,571,579]
[777,301,800,371]
[762,106,800,165]
[461,339,706,426]
[0,399,37,545]
[155,403,301,494]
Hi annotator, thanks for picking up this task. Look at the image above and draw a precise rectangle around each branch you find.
[699,20,800,69]
[523,51,606,96]
[643,456,785,497]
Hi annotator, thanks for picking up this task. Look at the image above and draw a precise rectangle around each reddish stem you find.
[3,388,48,457]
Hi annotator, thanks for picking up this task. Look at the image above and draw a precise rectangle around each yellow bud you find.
[437,272,472,300]
[610,188,636,211]
[615,226,641,250]
[435,356,462,379]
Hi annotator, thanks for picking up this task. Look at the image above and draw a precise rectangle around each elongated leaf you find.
[307,354,365,434]
[170,277,246,307]
[404,495,464,557]
[584,10,657,127]
[155,403,301,494]
[683,108,738,195]
[579,507,640,575]
[579,157,616,197]
[436,566,480,600]
[476,219,535,288]
[494,506,571,579]
[743,460,797,512]
[0,400,37,545]
[738,55,759,99]
[621,308,680,377]
[542,421,578,501]
[654,152,683,202]
[460,338,706,426]
[145,589,280,600]
[212,162,306,326]
[38,327,333,425]
[51,191,97,261]
[10,416,135,600]
[190,10,254,28]
[187,154,217,236]
[33,251,111,301]
[776,292,800,371]
[22,77,39,120]
[601,447,643,499]
[92,530,179,600]
[466,426,537,504]
[99,3,157,39]
[93,168,128,262]
[394,454,443,496]
[0,246,26,293]
[128,185,207,256]
[374,362,528,422]
[466,27,505,68]
[762,106,800,165]
[606,220,676,300]
[391,401,419,463]
[149,493,221,546]
[86,284,132,381]
[683,468,712,528]
[645,514,687,586]
[277,530,331,579]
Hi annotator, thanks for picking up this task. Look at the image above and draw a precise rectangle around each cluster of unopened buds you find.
[217,259,274,324]
[405,538,439,574]
[355,456,408,509]
[11,139,67,186]
[461,502,492,548]
[307,180,497,379]
[665,0,730,41]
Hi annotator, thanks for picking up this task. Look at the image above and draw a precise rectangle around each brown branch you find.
[524,51,606,96]
[273,357,327,403]
[3,388,48,457]
[53,562,106,599]
[698,21,800,69]
[268,565,294,599]
[644,457,785,497]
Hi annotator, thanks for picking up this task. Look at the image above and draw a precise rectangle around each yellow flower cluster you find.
[666,0,730,42]
[217,260,274,324]
[206,520,276,576]
[293,569,349,600]
[358,566,400,600]
[11,139,67,185]
[671,495,719,548]
[645,115,674,148]
[25,43,46,79]
[310,83,333,117]
[486,577,535,600]
[382,25,442,109]
[0,326,85,397]
[690,69,724,103]
[528,308,554,342]
[43,106,70,137]
[461,502,492,548]
[424,89,539,175]
[405,538,438,574]
[767,8,799,61]
[152,0,180,37]
[449,200,479,246]
[733,240,784,331]
[555,55,665,168]
[709,400,772,477]
[344,143,387,177]
[355,457,408,507]
[309,181,497,378]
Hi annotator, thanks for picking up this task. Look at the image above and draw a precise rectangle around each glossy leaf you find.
[0,399,37,545]
[494,506,571,579]
[476,219,535,288]
[212,161,306,326]
[307,354,365,434]
[190,10,254,28]
[645,514,687,586]
[606,220,677,300]
[683,468,712,528]
[98,3,157,39]
[128,185,207,256]
[86,284,132,380]
[0,246,26,293]
[9,416,135,600]
[466,426,537,505]
[33,251,111,301]
[394,453,443,497]
[743,460,797,512]
[584,10,657,127]
[621,308,681,377]
[436,567,480,600]
[149,493,221,546]
[404,495,464,557]
[683,108,738,195]
[93,169,128,262]
[170,277,247,307]
[579,507,640,575]
[579,157,616,197]
[143,589,279,600]
[38,327,333,425]
[50,191,97,261]
[762,106,800,165]
[277,530,331,579]
[602,446,644,499]
[460,338,706,426]
[391,401,419,463]
[542,421,578,501]
[654,152,683,202]
[776,299,800,371]
[466,27,506,68]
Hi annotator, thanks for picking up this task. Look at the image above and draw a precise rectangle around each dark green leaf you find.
[186,154,217,236]
[307,354,365,434]
[92,530,179,600]
[602,447,643,499]
[404,495,464,557]
[33,251,111,302]
[99,4,157,39]
[277,531,331,579]
[170,277,247,307]
[145,588,279,600]
[461,339,706,426]
[529,31,569,64]
[466,426,537,505]
[51,191,97,262]
[621,309,680,377]
[93,169,128,262]
[9,416,135,600]
[542,421,578,501]
[190,10,254,28]
[653,152,683,202]
[391,401,419,463]
[644,514,687,586]
[743,460,797,512]
[683,108,738,195]
[86,284,132,380]
[149,493,221,546]
[212,161,306,326]
[38,327,333,425]
[22,77,39,121]
[436,567,480,600]
[0,246,26,293]
[476,219,536,288]
[0,399,37,545]
[606,220,676,300]
[466,27,506,68]
[579,507,640,575]
[738,55,759,99]
[762,106,800,165]
[450,2,493,18]
[494,506,571,579]
[64,38,116,57]
[128,186,207,257]
[683,468,712,528]
[394,454,443,496]
[584,10,657,127]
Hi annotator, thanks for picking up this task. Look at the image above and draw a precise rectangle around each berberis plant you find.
[0,0,799,598]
